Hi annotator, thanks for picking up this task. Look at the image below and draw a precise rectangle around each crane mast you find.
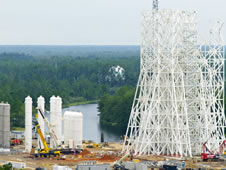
[36,107,61,148]
[153,0,159,10]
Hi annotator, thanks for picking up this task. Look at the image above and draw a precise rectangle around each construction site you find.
[0,0,226,170]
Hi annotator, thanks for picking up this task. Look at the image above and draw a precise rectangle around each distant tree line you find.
[0,52,139,127]
[0,50,225,135]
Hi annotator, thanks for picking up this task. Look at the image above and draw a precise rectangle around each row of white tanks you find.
[25,96,83,153]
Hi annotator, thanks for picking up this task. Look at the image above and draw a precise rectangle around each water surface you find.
[63,104,120,143]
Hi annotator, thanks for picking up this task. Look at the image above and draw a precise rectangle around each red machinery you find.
[218,140,226,154]
[201,140,226,161]
[10,138,23,146]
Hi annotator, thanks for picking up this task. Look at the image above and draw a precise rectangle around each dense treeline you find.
[98,86,135,134]
[1,47,225,134]
[0,52,139,127]
[99,85,226,136]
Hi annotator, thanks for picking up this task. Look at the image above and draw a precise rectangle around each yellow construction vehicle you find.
[33,107,82,157]
[33,114,61,158]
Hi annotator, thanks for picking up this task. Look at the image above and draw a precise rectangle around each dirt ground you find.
[0,142,225,169]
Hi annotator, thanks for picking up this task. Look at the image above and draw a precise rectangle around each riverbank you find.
[11,101,99,131]
[11,127,25,131]
[62,100,99,108]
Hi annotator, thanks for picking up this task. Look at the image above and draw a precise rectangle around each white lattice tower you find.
[122,9,225,157]
[192,22,225,155]
[123,10,197,157]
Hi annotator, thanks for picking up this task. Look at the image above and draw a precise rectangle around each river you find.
[62,104,121,143]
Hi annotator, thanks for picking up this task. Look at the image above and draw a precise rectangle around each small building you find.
[11,131,24,139]
[76,164,110,170]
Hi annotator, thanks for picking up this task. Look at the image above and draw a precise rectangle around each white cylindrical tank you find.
[55,96,62,143]
[25,96,32,152]
[3,104,10,148]
[50,96,63,148]
[37,96,45,149]
[64,111,83,148]
[50,95,56,148]
[0,103,10,148]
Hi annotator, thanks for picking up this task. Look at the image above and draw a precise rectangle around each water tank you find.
[64,111,83,148]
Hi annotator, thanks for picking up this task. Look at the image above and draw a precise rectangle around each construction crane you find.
[33,113,61,157]
[35,107,82,157]
[153,0,159,11]
[219,140,226,155]
[201,141,219,161]
[201,138,226,161]
[36,107,61,148]
[113,152,133,170]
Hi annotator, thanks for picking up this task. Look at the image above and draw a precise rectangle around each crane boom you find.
[33,113,62,157]
[219,140,226,154]
[37,107,61,148]
[35,122,49,152]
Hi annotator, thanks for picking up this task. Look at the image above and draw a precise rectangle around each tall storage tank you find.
[64,111,83,148]
[3,104,10,148]
[25,96,32,152]
[0,103,10,148]
[0,103,3,147]
[55,96,62,143]
[50,95,56,148]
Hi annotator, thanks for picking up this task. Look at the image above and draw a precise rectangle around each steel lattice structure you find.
[122,10,225,157]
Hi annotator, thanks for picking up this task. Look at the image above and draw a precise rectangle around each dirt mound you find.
[80,149,91,156]
[99,154,116,161]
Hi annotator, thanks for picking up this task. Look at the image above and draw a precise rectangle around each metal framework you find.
[153,0,158,11]
[123,10,225,157]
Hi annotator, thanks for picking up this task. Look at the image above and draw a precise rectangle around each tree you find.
[98,85,135,134]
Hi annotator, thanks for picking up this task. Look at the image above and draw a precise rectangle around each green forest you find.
[98,86,135,133]
[0,49,139,128]
[0,45,225,135]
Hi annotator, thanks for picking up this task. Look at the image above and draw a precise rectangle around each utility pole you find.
[153,0,158,10]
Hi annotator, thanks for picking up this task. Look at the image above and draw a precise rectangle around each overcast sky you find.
[0,0,225,45]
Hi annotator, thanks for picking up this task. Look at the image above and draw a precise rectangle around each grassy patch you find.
[63,100,99,108]
[11,127,25,131]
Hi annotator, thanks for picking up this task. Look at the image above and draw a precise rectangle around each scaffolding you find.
[122,10,225,157]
